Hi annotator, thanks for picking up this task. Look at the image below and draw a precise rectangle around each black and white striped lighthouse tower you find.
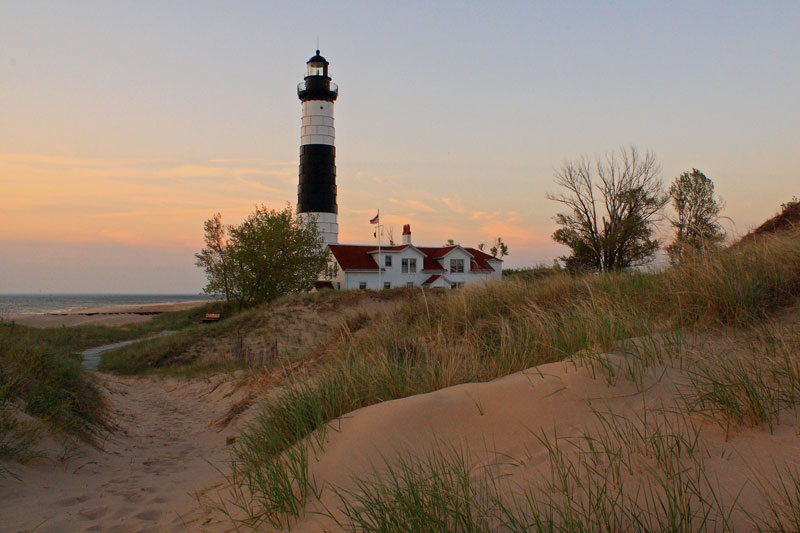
[297,50,339,245]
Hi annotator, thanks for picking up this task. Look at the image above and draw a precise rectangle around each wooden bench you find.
[202,313,221,323]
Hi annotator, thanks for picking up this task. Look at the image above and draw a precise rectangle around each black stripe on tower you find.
[298,144,337,214]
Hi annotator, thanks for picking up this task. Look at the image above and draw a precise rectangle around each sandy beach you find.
[2,301,208,328]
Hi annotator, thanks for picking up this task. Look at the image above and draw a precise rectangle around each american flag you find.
[369,212,380,225]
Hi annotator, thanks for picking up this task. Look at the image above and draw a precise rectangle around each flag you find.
[369,212,379,225]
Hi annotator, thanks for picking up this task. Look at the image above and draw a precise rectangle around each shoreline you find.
[1,300,209,328]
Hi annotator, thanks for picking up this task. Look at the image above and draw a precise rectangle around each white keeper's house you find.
[295,50,503,290]
[321,225,503,290]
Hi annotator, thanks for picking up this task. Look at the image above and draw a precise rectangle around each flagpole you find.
[377,209,382,290]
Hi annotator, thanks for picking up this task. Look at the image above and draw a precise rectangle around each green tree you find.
[548,146,668,272]
[195,205,328,307]
[666,169,725,263]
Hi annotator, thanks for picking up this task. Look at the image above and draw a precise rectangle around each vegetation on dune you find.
[748,197,800,239]
[502,263,564,282]
[327,407,740,532]
[95,289,394,375]
[227,229,800,528]
[0,331,108,472]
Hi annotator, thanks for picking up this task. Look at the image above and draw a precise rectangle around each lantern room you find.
[306,50,329,78]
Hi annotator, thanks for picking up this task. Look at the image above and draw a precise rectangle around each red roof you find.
[328,244,502,272]
[422,274,441,285]
[328,244,382,270]
[464,247,502,271]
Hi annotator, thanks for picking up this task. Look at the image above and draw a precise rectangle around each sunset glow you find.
[2,2,798,292]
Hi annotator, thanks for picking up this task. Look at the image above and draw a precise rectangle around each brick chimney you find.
[402,224,411,245]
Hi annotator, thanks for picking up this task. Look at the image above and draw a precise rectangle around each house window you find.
[402,258,417,273]
[450,282,465,289]
[450,259,465,273]
[384,282,391,290]
[385,255,392,267]
[359,281,367,290]
[406,282,414,288]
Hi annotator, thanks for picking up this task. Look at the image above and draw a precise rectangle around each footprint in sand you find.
[122,490,145,503]
[113,506,134,519]
[54,494,90,506]
[135,509,162,520]
[78,506,108,520]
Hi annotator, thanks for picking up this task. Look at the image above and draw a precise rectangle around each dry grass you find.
[222,229,800,528]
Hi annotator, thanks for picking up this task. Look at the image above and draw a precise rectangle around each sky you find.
[1,1,798,293]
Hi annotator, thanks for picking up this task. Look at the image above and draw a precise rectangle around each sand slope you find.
[0,373,253,532]
[288,356,800,531]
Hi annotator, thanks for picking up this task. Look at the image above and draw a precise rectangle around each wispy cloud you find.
[0,153,296,247]
[441,197,467,213]
[388,197,436,213]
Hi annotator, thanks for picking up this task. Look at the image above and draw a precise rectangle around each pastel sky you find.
[2,1,798,293]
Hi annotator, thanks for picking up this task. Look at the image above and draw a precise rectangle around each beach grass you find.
[0,337,108,470]
[227,229,800,527]
[326,406,735,532]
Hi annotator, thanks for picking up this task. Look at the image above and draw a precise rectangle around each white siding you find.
[301,101,335,146]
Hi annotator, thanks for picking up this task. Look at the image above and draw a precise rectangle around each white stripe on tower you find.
[301,101,335,146]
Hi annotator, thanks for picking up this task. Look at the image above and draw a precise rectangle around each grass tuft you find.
[332,446,495,532]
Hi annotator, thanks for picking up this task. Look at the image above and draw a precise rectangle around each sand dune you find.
[288,355,800,531]
[4,336,799,530]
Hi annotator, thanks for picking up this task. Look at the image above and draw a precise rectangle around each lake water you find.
[0,294,215,316]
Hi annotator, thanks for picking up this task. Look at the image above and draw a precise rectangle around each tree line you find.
[195,145,726,306]
[549,145,725,272]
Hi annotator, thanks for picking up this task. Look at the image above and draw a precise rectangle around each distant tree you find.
[489,237,509,258]
[195,205,328,307]
[194,213,233,301]
[548,146,668,272]
[445,239,456,246]
[666,169,726,263]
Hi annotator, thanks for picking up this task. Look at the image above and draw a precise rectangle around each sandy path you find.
[0,373,250,532]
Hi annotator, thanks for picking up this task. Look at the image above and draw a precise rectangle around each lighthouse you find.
[297,50,339,245]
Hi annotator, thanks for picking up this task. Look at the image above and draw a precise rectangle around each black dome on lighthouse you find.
[307,50,328,64]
